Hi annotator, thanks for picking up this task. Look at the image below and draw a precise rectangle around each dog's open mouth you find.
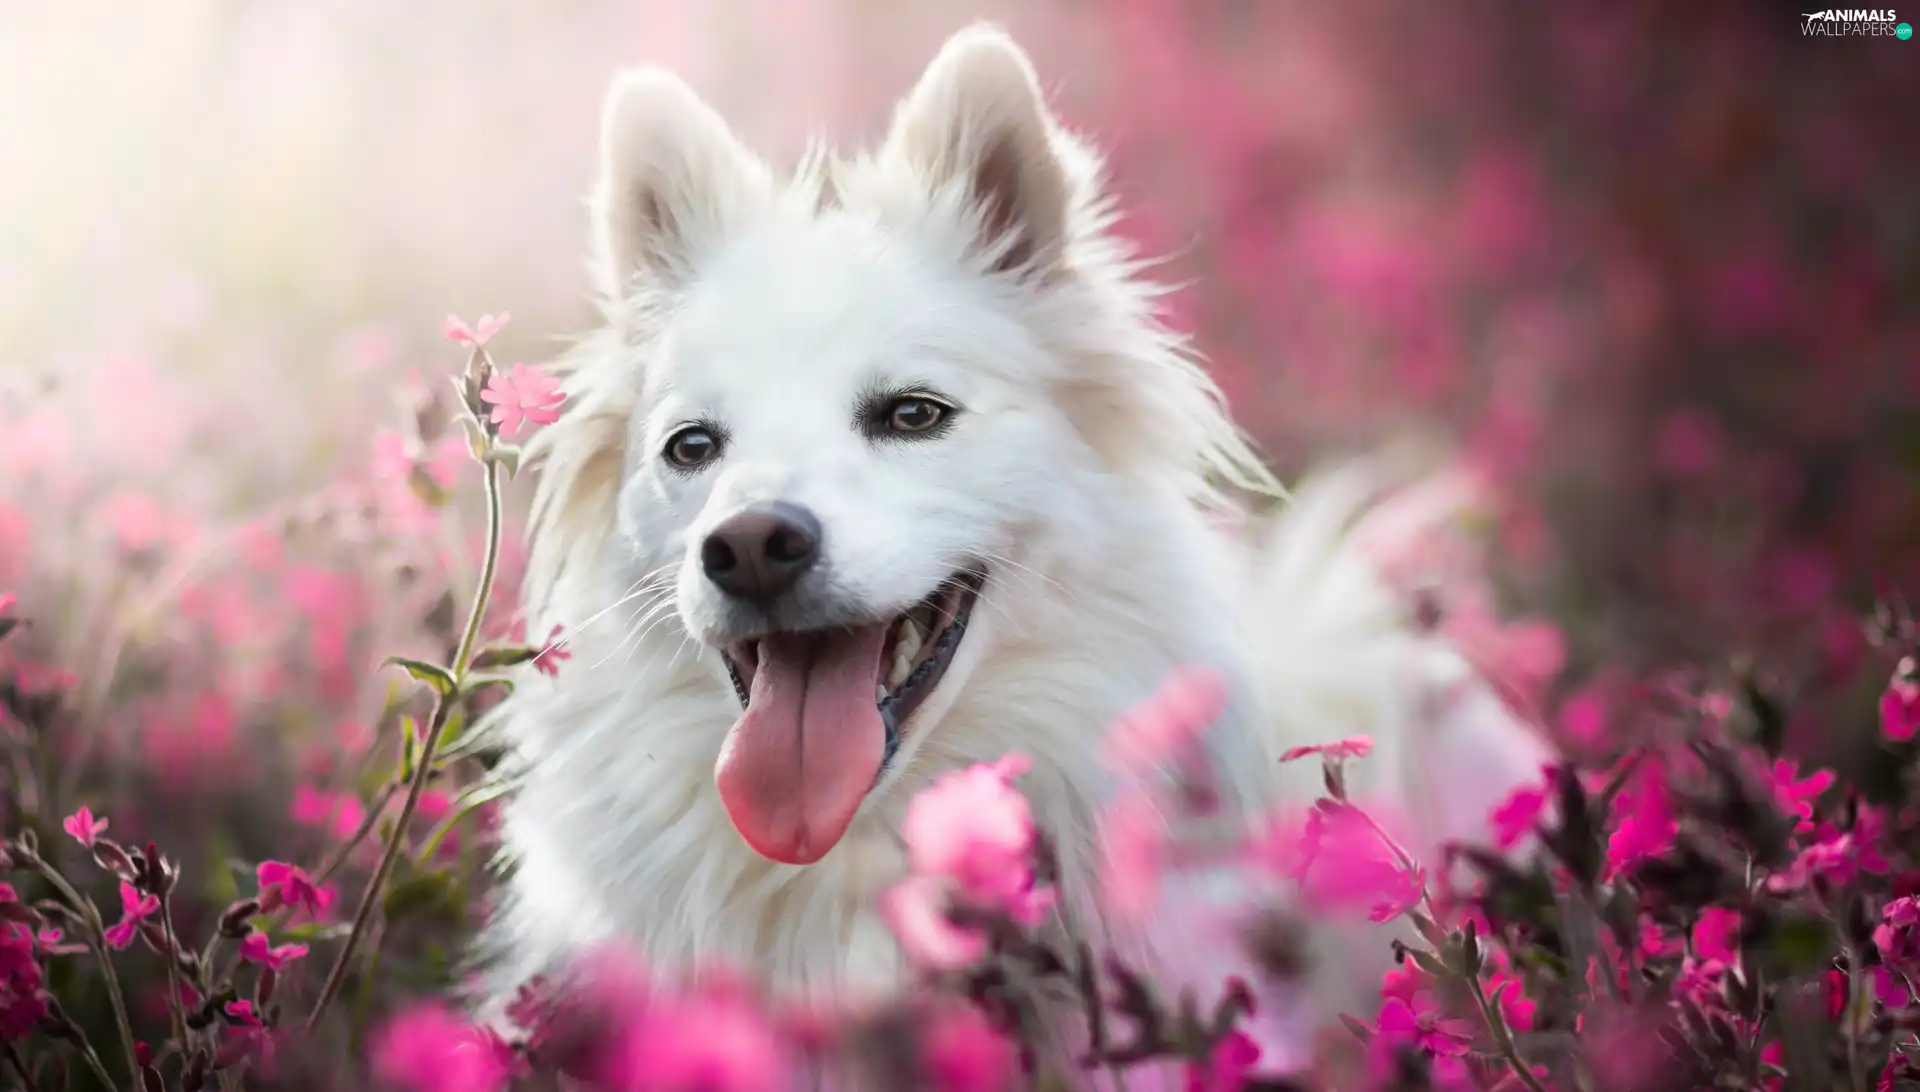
[712,568,986,866]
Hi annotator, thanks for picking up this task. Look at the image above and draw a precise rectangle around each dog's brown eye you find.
[885,397,947,434]
[664,426,720,469]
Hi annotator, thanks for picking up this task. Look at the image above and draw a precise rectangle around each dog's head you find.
[527,27,1270,867]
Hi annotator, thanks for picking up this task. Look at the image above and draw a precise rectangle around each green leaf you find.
[384,656,457,697]
[399,716,419,782]
[465,675,516,700]
[407,464,454,508]
[278,922,354,943]
[468,646,539,671]
[381,870,461,927]
[1759,913,1835,978]
[1337,1013,1375,1043]
[416,774,523,861]
[485,444,523,478]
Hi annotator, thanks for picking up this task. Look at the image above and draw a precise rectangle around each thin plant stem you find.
[306,455,503,1029]
[1466,971,1552,1092]
[159,897,192,1054]
[2,1039,42,1092]
[25,856,141,1084]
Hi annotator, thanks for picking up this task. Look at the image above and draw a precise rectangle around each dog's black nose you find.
[701,503,822,605]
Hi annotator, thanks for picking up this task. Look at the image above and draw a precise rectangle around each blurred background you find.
[0,1,1917,1066]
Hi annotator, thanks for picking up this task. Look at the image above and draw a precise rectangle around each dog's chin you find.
[706,567,988,866]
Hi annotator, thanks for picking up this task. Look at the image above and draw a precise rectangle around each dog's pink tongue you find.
[715,626,889,865]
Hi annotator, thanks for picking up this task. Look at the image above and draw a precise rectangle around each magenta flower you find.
[1875,896,1920,969]
[0,591,14,619]
[1277,734,1374,764]
[102,882,159,950]
[479,363,566,438]
[374,1004,512,1092]
[442,312,510,347]
[215,1000,276,1074]
[61,806,108,848]
[1766,830,1861,893]
[598,988,789,1092]
[901,755,1049,926]
[920,1002,1016,1092]
[1374,995,1473,1057]
[1881,661,1920,743]
[238,931,310,970]
[1769,759,1836,831]
[1691,906,1742,964]
[255,861,331,919]
[1278,801,1426,922]
[1489,775,1551,850]
[1185,1028,1260,1092]
[1605,760,1678,876]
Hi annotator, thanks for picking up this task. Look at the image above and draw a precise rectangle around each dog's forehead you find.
[662,215,984,396]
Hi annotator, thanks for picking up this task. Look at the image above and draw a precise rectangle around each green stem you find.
[2,1039,42,1092]
[72,1041,118,1092]
[1466,973,1551,1092]
[26,857,142,1084]
[306,458,503,1029]
[158,897,192,1053]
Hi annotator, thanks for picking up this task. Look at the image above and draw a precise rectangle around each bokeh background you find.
[1,1,1917,1081]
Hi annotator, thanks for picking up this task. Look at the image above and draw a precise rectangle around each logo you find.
[1801,8,1906,34]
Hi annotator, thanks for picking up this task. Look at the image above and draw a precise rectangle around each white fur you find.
[479,25,1554,1084]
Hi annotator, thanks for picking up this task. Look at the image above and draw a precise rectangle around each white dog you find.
[481,25,1554,1084]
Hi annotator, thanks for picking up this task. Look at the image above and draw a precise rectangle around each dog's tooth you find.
[876,683,887,703]
[896,619,924,664]
[888,649,914,689]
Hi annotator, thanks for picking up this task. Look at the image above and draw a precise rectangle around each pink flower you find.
[443,313,510,347]
[1095,789,1165,927]
[0,591,14,620]
[238,931,309,970]
[1882,660,1920,743]
[1606,759,1677,876]
[1875,896,1920,969]
[901,755,1049,926]
[1769,759,1835,831]
[255,861,331,919]
[0,912,49,1038]
[480,363,565,438]
[597,987,789,1092]
[1373,995,1473,1060]
[290,785,366,841]
[1488,771,1553,850]
[216,1000,276,1073]
[879,876,988,970]
[532,624,571,678]
[1101,666,1228,776]
[1766,830,1861,893]
[61,806,108,848]
[374,1004,512,1092]
[1186,1028,1260,1092]
[103,882,159,950]
[1276,802,1425,923]
[1277,735,1373,764]
[1691,906,1742,964]
[921,1002,1016,1092]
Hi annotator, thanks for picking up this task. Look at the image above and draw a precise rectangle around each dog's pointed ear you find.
[592,68,772,296]
[882,26,1073,278]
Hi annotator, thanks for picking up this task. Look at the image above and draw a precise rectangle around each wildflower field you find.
[1,1,1917,1089]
